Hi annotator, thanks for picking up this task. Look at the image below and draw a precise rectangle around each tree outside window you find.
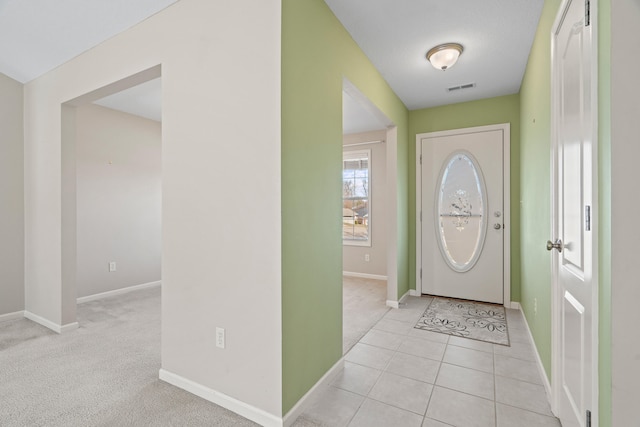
[343,150,370,245]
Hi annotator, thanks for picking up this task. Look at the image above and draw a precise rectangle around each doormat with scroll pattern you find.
[415,297,509,346]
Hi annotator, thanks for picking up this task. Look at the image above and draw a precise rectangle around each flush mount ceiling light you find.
[426,43,464,71]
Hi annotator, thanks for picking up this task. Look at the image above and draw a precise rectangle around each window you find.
[343,149,370,245]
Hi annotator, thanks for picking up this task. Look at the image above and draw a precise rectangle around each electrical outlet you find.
[364,254,370,262]
[109,262,116,272]
[216,327,225,349]
[534,298,538,317]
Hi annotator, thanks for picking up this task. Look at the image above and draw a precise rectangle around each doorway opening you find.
[341,79,397,353]
[61,65,162,325]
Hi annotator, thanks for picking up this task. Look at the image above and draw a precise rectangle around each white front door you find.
[417,125,509,305]
[551,0,596,426]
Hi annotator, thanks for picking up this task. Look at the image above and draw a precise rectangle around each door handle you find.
[546,239,563,252]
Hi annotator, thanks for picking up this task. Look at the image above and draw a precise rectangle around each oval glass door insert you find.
[435,151,488,272]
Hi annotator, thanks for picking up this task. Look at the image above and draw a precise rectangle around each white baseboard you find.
[283,357,345,426]
[159,369,283,427]
[517,305,553,402]
[60,322,79,333]
[77,280,161,304]
[509,301,521,310]
[24,311,78,334]
[387,290,410,309]
[409,289,421,297]
[0,310,25,323]
[343,271,388,281]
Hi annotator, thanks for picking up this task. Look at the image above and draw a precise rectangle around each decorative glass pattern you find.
[436,151,487,272]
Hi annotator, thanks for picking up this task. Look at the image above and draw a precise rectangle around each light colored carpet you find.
[0,287,257,427]
[415,296,510,345]
[342,276,389,354]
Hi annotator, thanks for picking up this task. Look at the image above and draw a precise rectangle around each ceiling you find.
[94,78,162,122]
[0,0,543,128]
[343,89,388,135]
[325,0,544,110]
[0,0,177,83]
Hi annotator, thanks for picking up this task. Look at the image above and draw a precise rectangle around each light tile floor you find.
[293,296,561,427]
[343,276,389,353]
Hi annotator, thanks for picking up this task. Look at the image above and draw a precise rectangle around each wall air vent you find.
[447,83,476,92]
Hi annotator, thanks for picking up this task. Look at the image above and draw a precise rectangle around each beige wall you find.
[75,104,161,298]
[611,0,640,423]
[343,130,387,277]
[0,73,24,316]
[23,0,282,420]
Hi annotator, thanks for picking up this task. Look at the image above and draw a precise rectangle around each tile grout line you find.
[494,343,499,427]
[345,302,430,425]
[355,299,437,424]
[340,298,556,427]
[424,336,448,420]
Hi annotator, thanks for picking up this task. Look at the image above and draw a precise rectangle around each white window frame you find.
[342,149,371,247]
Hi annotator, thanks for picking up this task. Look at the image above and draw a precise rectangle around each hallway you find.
[294,296,560,427]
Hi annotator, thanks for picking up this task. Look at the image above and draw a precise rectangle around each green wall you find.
[518,0,559,381]
[282,0,611,421]
[408,94,521,301]
[281,0,409,413]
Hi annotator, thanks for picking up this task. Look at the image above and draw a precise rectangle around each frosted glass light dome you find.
[427,43,464,71]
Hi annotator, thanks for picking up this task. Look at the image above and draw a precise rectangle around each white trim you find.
[343,148,372,248]
[386,290,410,309]
[415,138,422,294]
[384,126,399,306]
[60,322,80,333]
[282,358,345,427]
[342,271,388,281]
[415,123,511,306]
[386,300,400,309]
[77,281,161,304]
[0,310,25,323]
[518,305,553,405]
[159,369,285,427]
[509,301,521,310]
[343,140,385,147]
[409,289,421,297]
[550,12,561,411]
[24,311,79,334]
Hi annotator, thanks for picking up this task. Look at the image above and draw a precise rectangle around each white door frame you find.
[415,123,511,307]
[550,0,599,419]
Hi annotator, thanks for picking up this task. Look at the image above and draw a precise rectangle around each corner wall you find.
[0,73,24,317]
[408,94,521,301]
[23,0,282,420]
[75,104,161,299]
[518,0,560,381]
[610,0,640,424]
[281,0,409,413]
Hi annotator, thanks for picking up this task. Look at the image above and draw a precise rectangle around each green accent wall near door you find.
[408,94,522,302]
[281,0,409,414]
[518,0,559,384]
